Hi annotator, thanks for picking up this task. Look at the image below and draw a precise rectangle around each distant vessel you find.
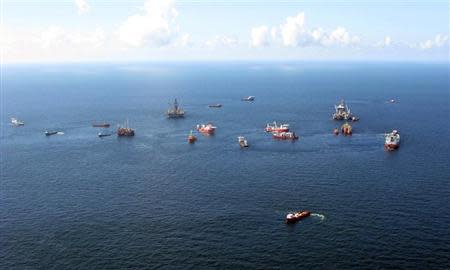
[45,130,58,136]
[92,122,110,128]
[285,211,311,224]
[341,122,352,135]
[117,119,135,137]
[98,132,112,138]
[241,96,255,101]
[385,130,400,150]
[333,128,339,135]
[265,122,289,132]
[333,100,354,120]
[208,104,222,108]
[11,118,24,126]
[272,131,298,140]
[188,130,197,143]
[167,99,185,118]
[238,136,249,147]
[388,99,396,103]
[197,123,216,134]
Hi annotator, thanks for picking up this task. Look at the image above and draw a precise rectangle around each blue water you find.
[1,62,449,269]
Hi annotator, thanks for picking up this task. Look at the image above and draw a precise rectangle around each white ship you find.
[385,130,400,150]
[11,118,24,126]
[332,100,353,120]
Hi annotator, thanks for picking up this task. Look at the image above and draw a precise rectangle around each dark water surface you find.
[1,62,449,269]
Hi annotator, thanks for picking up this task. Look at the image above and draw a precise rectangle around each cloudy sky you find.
[1,0,449,62]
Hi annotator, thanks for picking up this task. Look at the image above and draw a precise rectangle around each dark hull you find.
[45,131,58,136]
[93,124,110,128]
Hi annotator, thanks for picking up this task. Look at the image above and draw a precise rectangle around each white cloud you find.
[420,34,448,50]
[75,0,91,15]
[384,36,392,47]
[251,12,360,48]
[117,0,180,47]
[205,35,238,48]
[250,25,270,47]
[279,12,306,47]
[40,26,106,49]
[179,33,191,47]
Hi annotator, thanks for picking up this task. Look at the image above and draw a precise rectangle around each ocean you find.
[1,61,449,269]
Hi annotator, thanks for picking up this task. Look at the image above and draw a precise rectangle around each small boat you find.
[385,130,400,151]
[238,136,248,147]
[117,119,135,137]
[167,98,185,118]
[197,123,216,134]
[11,118,24,126]
[341,122,352,136]
[285,211,311,224]
[92,122,110,128]
[241,96,255,101]
[272,131,299,140]
[389,99,396,103]
[45,130,58,136]
[351,116,359,122]
[333,128,339,135]
[188,130,197,143]
[265,122,290,132]
[98,132,112,138]
[208,104,222,108]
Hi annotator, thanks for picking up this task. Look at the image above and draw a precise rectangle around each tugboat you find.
[167,99,185,118]
[45,130,58,136]
[197,123,216,135]
[92,122,110,128]
[11,118,24,126]
[208,104,222,108]
[333,128,339,135]
[385,130,400,150]
[333,100,354,121]
[188,130,197,143]
[341,122,352,136]
[241,96,255,101]
[272,131,299,140]
[285,211,311,224]
[98,132,112,138]
[117,119,135,137]
[238,136,249,147]
[265,122,290,132]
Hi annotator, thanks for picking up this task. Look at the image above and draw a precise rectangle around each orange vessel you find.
[197,123,216,135]
[285,211,311,224]
[188,130,197,143]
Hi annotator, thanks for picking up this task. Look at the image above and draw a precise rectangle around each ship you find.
[285,211,311,224]
[188,130,197,143]
[341,122,352,135]
[98,132,112,138]
[45,130,58,136]
[167,99,185,118]
[333,128,339,135]
[238,136,248,147]
[265,121,289,132]
[197,123,216,134]
[208,104,222,108]
[332,99,353,120]
[241,96,255,101]
[117,119,135,137]
[272,131,299,140]
[385,130,400,150]
[11,118,24,126]
[92,122,110,128]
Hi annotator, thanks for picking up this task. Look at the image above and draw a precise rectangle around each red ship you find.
[285,211,311,224]
[272,131,298,140]
[265,121,289,132]
[197,123,216,134]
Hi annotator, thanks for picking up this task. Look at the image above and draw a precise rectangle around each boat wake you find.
[57,132,65,135]
[311,213,325,221]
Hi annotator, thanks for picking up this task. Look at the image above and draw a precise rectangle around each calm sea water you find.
[1,62,449,269]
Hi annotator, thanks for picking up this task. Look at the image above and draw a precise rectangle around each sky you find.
[1,0,449,62]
